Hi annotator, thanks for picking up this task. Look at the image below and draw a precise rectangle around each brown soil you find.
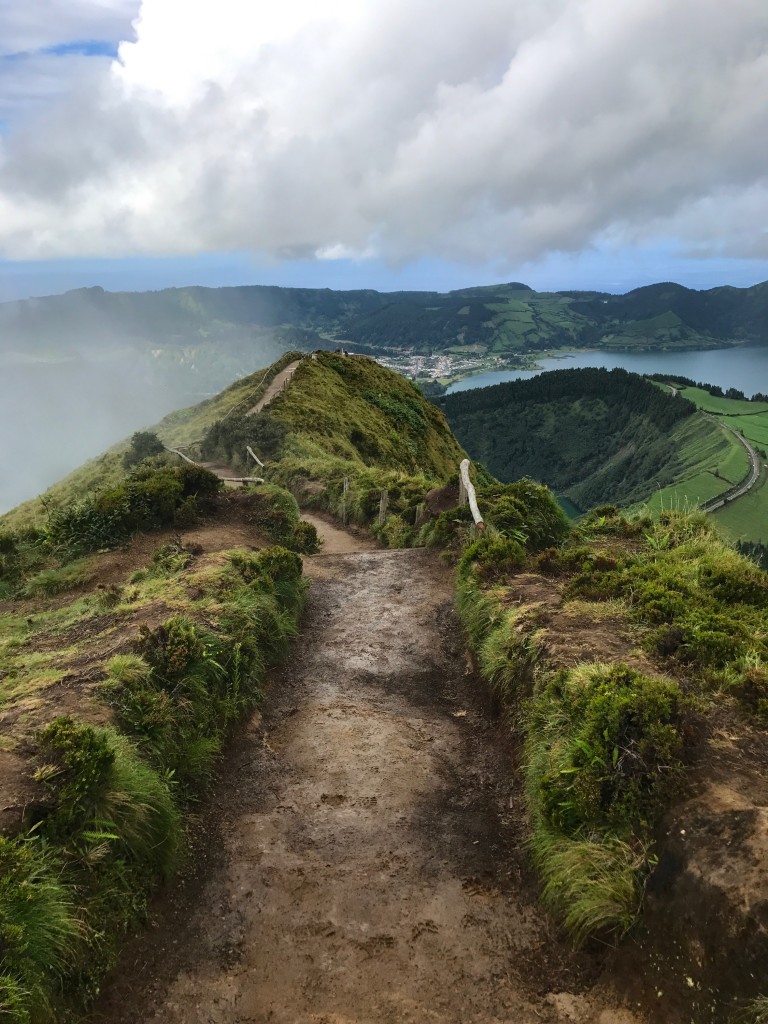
[501,572,656,675]
[0,494,277,832]
[302,511,378,554]
[247,359,302,415]
[92,547,645,1024]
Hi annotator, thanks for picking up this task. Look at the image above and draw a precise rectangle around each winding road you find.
[699,413,762,512]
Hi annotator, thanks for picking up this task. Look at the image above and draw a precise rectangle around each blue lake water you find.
[445,347,768,397]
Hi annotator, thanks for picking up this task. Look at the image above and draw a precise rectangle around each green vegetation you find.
[644,412,749,512]
[6,343,768,1014]
[658,384,768,545]
[0,541,307,1021]
[1,351,302,533]
[259,352,468,545]
[0,349,470,1017]
[454,496,768,948]
[122,431,165,469]
[15,277,768,361]
[441,367,716,510]
[0,460,224,601]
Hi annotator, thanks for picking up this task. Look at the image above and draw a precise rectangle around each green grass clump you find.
[566,510,768,673]
[527,664,685,835]
[46,462,222,557]
[423,478,568,552]
[4,718,183,1018]
[0,837,79,1021]
[20,560,91,599]
[458,535,527,583]
[529,828,646,947]
[105,546,306,795]
[456,552,686,945]
[236,485,319,552]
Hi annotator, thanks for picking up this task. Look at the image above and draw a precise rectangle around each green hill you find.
[5,351,768,1023]
[440,367,749,514]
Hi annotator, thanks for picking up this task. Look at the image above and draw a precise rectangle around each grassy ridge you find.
[1,352,302,533]
[260,352,470,545]
[440,367,739,512]
[0,541,307,1021]
[454,501,768,951]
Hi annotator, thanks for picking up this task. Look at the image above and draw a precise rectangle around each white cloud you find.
[0,1,139,56]
[0,0,767,266]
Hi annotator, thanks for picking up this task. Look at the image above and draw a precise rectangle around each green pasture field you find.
[673,386,768,543]
[712,469,768,543]
[720,414,768,450]
[677,386,768,417]
[644,412,749,514]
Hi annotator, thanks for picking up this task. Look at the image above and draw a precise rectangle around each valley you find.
[2,352,768,1023]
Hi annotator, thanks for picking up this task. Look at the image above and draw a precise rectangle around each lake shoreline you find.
[442,344,768,398]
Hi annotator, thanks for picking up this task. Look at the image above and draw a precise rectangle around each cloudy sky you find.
[1,0,768,299]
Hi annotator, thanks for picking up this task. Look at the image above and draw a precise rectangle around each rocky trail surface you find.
[93,520,645,1024]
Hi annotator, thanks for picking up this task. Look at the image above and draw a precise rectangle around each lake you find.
[445,347,768,396]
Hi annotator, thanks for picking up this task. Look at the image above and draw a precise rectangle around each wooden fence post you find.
[246,445,265,468]
[378,489,389,525]
[341,476,350,525]
[459,459,485,531]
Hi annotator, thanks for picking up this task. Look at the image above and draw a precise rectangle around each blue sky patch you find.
[43,40,119,59]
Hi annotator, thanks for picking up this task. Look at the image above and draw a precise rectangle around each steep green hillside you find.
[0,352,302,531]
[440,367,746,512]
[657,381,768,546]
[3,352,467,548]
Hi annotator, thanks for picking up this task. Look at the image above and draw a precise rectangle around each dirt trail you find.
[94,542,644,1024]
[247,359,302,415]
[302,510,378,554]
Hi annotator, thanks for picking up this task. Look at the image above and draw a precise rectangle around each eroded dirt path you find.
[247,359,302,415]
[94,543,644,1024]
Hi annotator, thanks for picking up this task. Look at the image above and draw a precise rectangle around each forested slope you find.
[440,367,744,511]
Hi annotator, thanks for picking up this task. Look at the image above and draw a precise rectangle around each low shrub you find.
[480,479,570,551]
[458,535,526,583]
[527,664,685,835]
[122,431,165,469]
[289,520,320,554]
[239,485,302,546]
[45,464,223,556]
[12,718,183,1019]
[106,547,306,795]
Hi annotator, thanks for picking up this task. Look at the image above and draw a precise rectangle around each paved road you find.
[699,414,762,512]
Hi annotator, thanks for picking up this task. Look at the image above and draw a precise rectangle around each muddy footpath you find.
[93,526,646,1024]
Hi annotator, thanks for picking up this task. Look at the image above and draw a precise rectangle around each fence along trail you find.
[93,506,645,1024]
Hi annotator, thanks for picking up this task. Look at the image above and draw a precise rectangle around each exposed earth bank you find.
[93,531,645,1024]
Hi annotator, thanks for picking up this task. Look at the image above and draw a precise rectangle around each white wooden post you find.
[246,445,265,468]
[341,476,350,525]
[459,459,485,531]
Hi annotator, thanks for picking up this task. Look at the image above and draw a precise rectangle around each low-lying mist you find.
[0,345,280,517]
